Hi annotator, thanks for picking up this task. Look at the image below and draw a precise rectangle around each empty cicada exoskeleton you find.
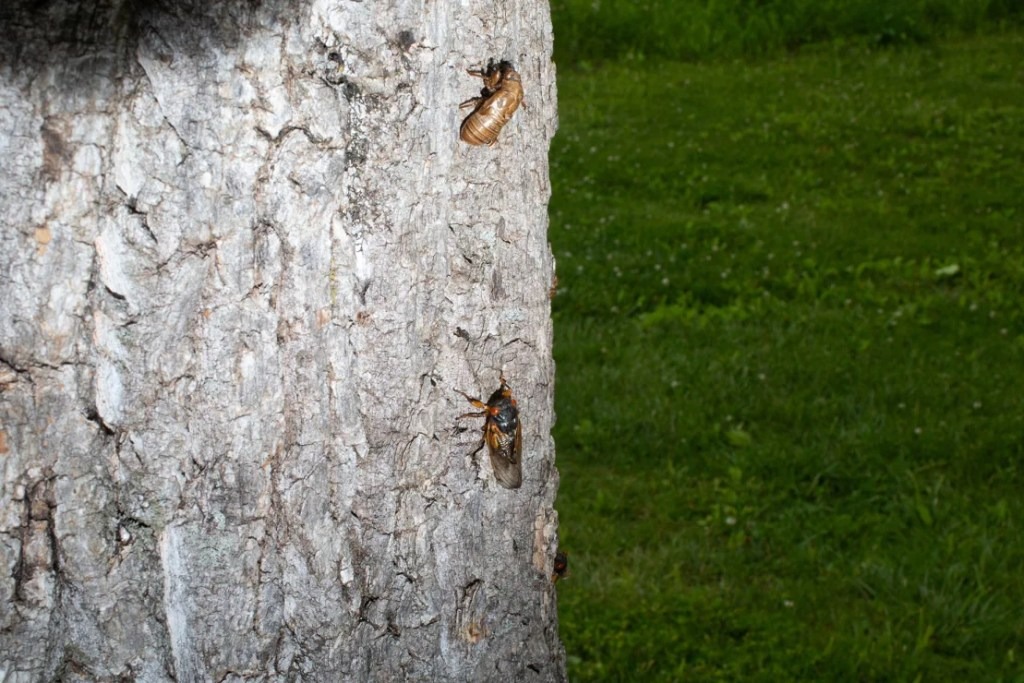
[459,60,524,146]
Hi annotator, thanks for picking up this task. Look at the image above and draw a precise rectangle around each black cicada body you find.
[457,375,523,489]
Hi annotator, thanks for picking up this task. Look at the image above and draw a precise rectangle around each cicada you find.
[459,60,524,147]
[456,375,523,489]
[552,550,569,583]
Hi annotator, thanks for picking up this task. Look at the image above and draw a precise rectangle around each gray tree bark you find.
[0,0,563,680]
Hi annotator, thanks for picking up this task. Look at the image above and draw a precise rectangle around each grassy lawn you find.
[549,30,1024,682]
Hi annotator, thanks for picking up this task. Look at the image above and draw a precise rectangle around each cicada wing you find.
[512,420,522,465]
[485,421,522,490]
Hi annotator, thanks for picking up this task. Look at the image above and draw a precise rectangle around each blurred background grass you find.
[551,0,1023,63]
[547,2,1024,681]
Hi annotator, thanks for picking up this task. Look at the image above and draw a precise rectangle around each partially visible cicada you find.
[459,59,524,146]
[456,375,523,489]
[552,550,569,583]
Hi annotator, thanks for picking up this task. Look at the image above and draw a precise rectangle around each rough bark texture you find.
[0,0,562,680]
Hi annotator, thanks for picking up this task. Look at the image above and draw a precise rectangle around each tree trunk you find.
[0,1,563,680]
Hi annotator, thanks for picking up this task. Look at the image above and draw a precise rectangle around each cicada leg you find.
[455,389,489,412]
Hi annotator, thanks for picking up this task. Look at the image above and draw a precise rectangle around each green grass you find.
[551,0,1024,64]
[549,30,1024,682]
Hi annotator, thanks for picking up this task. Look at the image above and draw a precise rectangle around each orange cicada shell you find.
[459,60,524,146]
